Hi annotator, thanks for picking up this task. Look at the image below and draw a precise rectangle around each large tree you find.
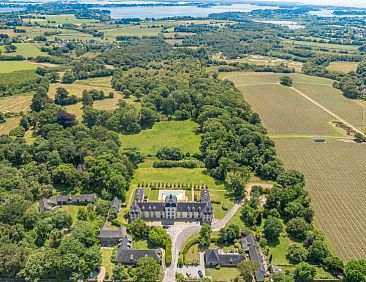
[134,257,162,282]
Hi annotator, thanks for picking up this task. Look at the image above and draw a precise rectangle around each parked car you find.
[198,270,204,278]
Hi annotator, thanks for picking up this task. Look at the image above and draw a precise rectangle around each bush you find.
[181,237,200,256]
[165,242,172,265]
[152,160,199,168]
[156,146,183,160]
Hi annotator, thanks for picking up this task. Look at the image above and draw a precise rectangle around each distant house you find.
[204,249,244,267]
[241,234,266,282]
[115,235,161,265]
[39,194,97,212]
[130,189,213,224]
[110,197,123,211]
[98,225,129,247]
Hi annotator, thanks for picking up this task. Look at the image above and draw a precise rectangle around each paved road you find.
[163,199,246,282]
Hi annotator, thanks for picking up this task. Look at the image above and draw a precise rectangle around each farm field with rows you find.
[224,71,366,261]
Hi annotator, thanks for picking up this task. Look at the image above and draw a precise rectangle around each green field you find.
[282,39,359,51]
[24,14,98,26]
[224,71,366,261]
[205,267,240,281]
[326,61,359,73]
[101,248,114,278]
[103,25,162,39]
[0,61,38,73]
[0,43,46,57]
[120,120,201,155]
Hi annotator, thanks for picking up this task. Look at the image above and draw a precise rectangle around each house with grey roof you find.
[39,194,97,212]
[130,189,213,224]
[241,234,266,282]
[114,233,161,265]
[98,225,129,247]
[110,197,123,210]
[204,249,244,267]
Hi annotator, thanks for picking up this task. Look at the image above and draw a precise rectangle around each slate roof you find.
[98,225,127,239]
[200,189,210,202]
[204,249,244,266]
[39,194,97,212]
[115,248,161,264]
[165,194,177,207]
[241,234,266,282]
[111,197,123,210]
[135,189,144,202]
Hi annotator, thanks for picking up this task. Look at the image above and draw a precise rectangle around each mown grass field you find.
[102,25,162,39]
[24,14,98,25]
[281,39,359,51]
[276,139,366,261]
[0,43,45,57]
[0,95,33,112]
[120,120,201,155]
[0,116,20,135]
[224,71,366,261]
[326,61,358,73]
[0,61,38,73]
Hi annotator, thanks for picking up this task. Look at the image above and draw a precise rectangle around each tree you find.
[271,273,295,282]
[5,44,17,52]
[56,109,76,128]
[82,90,94,107]
[344,259,366,282]
[113,265,129,280]
[287,244,308,264]
[134,257,162,282]
[277,170,305,188]
[354,132,366,143]
[139,107,158,129]
[294,262,316,281]
[156,146,183,160]
[31,87,50,112]
[0,112,5,124]
[280,76,293,86]
[324,256,344,275]
[237,260,259,281]
[148,226,170,247]
[199,224,212,247]
[62,71,75,84]
[286,217,312,240]
[263,216,283,241]
[307,240,330,264]
[229,166,251,198]
[129,219,150,239]
[220,224,240,243]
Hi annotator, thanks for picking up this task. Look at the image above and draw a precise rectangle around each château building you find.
[130,189,213,224]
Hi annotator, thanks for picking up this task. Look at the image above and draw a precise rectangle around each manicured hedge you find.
[165,242,172,266]
[152,160,201,168]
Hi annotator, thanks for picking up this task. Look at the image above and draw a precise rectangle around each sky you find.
[257,0,366,8]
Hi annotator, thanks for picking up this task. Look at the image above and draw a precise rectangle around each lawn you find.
[56,205,81,222]
[205,267,240,281]
[0,61,38,73]
[276,138,366,261]
[268,236,292,265]
[185,242,200,265]
[0,43,46,57]
[120,120,201,155]
[25,14,98,25]
[131,159,227,191]
[132,240,149,249]
[101,248,114,278]
[326,61,358,73]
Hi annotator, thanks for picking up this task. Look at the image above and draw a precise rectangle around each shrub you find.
[156,146,183,160]
[165,242,172,265]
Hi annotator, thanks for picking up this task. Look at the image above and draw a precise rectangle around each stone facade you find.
[130,189,213,224]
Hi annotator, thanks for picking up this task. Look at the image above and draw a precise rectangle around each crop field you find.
[0,116,21,135]
[119,120,201,154]
[102,25,162,38]
[24,14,98,26]
[0,61,38,73]
[0,95,33,112]
[276,139,366,261]
[326,61,359,73]
[223,71,366,261]
[281,39,359,51]
[0,43,45,57]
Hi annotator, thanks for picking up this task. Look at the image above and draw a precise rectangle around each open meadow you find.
[119,120,201,155]
[0,61,38,73]
[223,71,366,261]
[0,43,46,57]
[326,61,359,73]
